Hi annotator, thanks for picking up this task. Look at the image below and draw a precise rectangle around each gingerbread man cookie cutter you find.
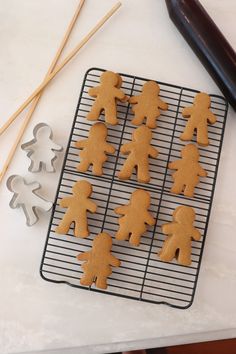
[21,123,63,173]
[7,174,52,226]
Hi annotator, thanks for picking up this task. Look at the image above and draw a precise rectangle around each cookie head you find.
[143,81,160,95]
[174,206,195,224]
[194,92,211,108]
[100,71,118,86]
[72,180,92,197]
[90,122,107,139]
[131,189,150,208]
[181,144,199,160]
[93,232,112,251]
[133,125,152,143]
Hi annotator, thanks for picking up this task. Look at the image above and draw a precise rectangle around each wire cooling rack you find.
[40,67,228,309]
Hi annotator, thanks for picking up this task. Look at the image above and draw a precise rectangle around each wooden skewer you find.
[0,1,121,136]
[0,0,85,183]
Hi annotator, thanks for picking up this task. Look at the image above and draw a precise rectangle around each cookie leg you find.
[118,160,135,180]
[180,121,195,141]
[74,220,89,238]
[96,275,108,289]
[146,115,157,129]
[129,232,141,246]
[131,114,145,126]
[104,104,118,125]
[87,103,102,121]
[77,159,91,173]
[80,271,95,286]
[92,161,103,176]
[171,181,184,195]
[197,125,209,146]
[116,226,130,241]
[137,163,150,183]
[178,246,191,266]
[159,241,177,262]
[55,218,71,235]
[184,184,195,197]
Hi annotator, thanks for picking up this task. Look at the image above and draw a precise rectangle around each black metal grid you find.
[40,67,228,309]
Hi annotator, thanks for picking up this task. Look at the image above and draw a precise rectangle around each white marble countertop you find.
[0,1,236,353]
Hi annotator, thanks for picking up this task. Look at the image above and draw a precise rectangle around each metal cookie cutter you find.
[21,123,63,173]
[7,175,53,226]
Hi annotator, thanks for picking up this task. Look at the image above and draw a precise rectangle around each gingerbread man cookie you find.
[129,81,168,128]
[75,123,115,176]
[115,189,155,246]
[55,180,97,237]
[77,232,120,289]
[160,206,201,266]
[87,71,126,125]
[180,92,216,146]
[168,144,207,197]
[118,126,158,183]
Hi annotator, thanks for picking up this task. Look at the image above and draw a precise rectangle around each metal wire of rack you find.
[40,67,228,309]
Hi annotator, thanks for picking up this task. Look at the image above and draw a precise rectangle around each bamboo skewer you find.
[0,1,121,183]
[0,1,121,136]
[0,0,85,183]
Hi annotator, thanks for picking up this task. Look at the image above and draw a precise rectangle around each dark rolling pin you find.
[165,0,236,110]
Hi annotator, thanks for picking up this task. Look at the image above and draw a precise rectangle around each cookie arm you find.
[129,95,139,104]
[168,160,181,170]
[192,228,201,241]
[198,164,207,177]
[162,222,175,235]
[120,142,133,154]
[88,87,99,97]
[109,254,120,267]
[144,212,155,226]
[182,107,193,117]
[207,111,217,124]
[114,205,129,215]
[158,98,168,110]
[104,142,115,154]
[59,197,71,208]
[86,200,97,213]
[114,87,125,100]
[77,252,90,261]
[148,146,158,158]
[75,140,87,149]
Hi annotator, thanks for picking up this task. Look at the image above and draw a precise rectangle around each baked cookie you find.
[87,71,126,125]
[115,189,155,246]
[75,122,115,176]
[160,206,201,266]
[168,144,207,197]
[55,180,97,237]
[118,126,158,183]
[77,232,120,289]
[129,81,168,128]
[180,92,216,146]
